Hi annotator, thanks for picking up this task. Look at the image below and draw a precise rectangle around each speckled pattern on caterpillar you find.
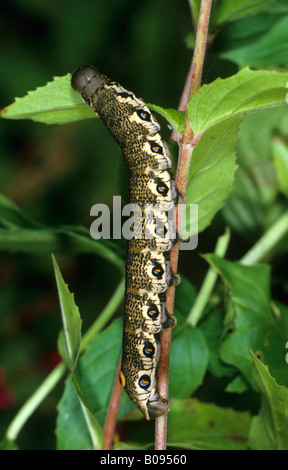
[71,65,178,420]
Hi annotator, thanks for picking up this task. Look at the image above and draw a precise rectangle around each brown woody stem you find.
[155,0,212,451]
[102,359,122,450]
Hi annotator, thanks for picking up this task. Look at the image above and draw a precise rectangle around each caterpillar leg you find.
[146,394,169,420]
[167,268,181,288]
[162,309,177,329]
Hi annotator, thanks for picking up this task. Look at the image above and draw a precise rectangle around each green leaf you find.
[225,374,249,394]
[53,254,104,449]
[52,254,82,370]
[204,254,288,390]
[266,0,288,14]
[216,0,274,25]
[222,107,288,240]
[183,68,288,235]
[0,73,95,124]
[236,106,288,165]
[184,116,239,234]
[219,12,288,68]
[56,318,128,450]
[71,369,104,450]
[249,350,288,450]
[174,274,197,317]
[187,68,288,136]
[221,165,270,241]
[169,318,209,398]
[56,366,105,450]
[199,309,235,378]
[167,399,251,450]
[0,71,185,132]
[148,104,185,135]
[172,276,213,391]
[116,398,251,450]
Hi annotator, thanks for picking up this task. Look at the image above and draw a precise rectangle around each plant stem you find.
[176,0,213,196]
[102,359,122,450]
[187,0,211,101]
[189,0,200,34]
[155,0,212,450]
[187,229,231,327]
[240,210,288,266]
[6,362,66,442]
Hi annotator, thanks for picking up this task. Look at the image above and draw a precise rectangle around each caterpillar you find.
[71,66,179,420]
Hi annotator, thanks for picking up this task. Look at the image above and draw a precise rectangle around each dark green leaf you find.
[167,398,251,450]
[216,0,273,25]
[184,116,239,234]
[170,319,209,398]
[1,74,95,124]
[204,254,288,389]
[249,350,288,450]
[199,308,235,378]
[53,254,104,448]
[56,318,130,450]
[219,12,288,68]
[148,104,185,135]
[188,68,288,136]
[52,254,82,370]
[115,398,251,450]
[183,68,288,235]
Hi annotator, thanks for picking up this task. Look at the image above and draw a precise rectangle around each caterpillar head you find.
[71,65,106,103]
[119,369,169,420]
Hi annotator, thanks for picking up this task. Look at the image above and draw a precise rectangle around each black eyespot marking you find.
[155,224,167,238]
[139,375,151,390]
[143,341,155,358]
[156,182,169,196]
[150,142,163,154]
[137,109,151,121]
[152,263,164,278]
[147,303,160,320]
